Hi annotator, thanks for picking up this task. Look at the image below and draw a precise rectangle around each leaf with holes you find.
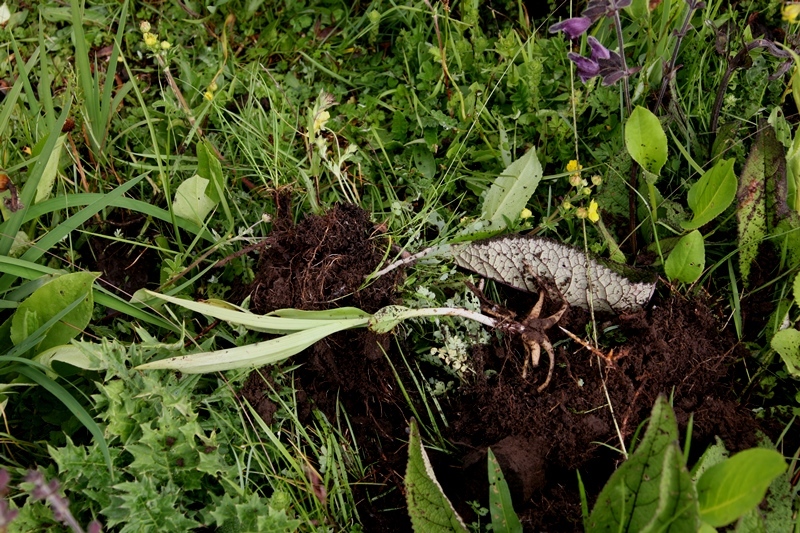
[452,235,655,313]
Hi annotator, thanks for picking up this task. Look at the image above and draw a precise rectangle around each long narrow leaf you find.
[0,175,145,293]
[0,193,211,240]
[135,319,369,373]
[0,102,70,257]
[144,290,371,333]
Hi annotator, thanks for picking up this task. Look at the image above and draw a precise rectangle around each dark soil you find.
[87,210,160,299]
[238,204,773,532]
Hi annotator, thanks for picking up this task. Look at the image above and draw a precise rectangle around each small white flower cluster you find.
[415,282,492,379]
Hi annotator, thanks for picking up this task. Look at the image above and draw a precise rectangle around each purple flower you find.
[568,37,635,86]
[549,0,633,39]
[549,17,592,40]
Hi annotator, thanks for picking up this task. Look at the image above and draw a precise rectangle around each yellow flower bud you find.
[591,175,603,186]
[520,208,532,219]
[139,21,151,33]
[569,173,583,187]
[160,41,171,50]
[576,207,588,219]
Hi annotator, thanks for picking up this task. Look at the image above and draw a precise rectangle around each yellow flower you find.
[143,32,158,48]
[520,208,532,219]
[783,3,800,23]
[566,160,582,172]
[587,199,600,223]
[204,91,215,101]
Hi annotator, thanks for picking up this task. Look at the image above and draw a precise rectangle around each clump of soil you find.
[239,204,765,532]
[242,203,412,529]
[436,292,759,530]
[249,203,397,313]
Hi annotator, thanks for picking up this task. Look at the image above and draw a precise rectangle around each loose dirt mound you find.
[240,205,763,531]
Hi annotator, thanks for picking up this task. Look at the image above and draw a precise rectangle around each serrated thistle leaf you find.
[405,419,468,533]
[737,127,774,285]
[452,235,655,313]
[587,396,699,532]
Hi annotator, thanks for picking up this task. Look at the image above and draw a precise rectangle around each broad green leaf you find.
[683,158,737,230]
[135,318,369,373]
[173,175,217,226]
[488,448,522,533]
[405,419,468,533]
[770,328,800,377]
[697,448,786,527]
[665,230,705,283]
[625,106,668,176]
[34,344,106,371]
[481,147,543,231]
[588,396,699,532]
[737,128,778,285]
[10,272,99,354]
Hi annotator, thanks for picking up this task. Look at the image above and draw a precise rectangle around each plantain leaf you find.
[143,290,371,334]
[405,419,468,533]
[135,318,369,373]
[736,127,777,285]
[481,147,543,231]
[10,271,99,354]
[173,175,217,226]
[771,328,800,377]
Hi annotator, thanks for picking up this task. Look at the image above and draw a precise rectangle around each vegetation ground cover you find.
[0,0,798,531]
